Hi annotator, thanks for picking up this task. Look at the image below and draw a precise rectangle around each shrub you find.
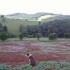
[36,33,41,40]
[64,33,70,38]
[8,33,17,38]
[27,35,33,38]
[49,33,57,40]
[19,34,24,40]
[0,32,8,41]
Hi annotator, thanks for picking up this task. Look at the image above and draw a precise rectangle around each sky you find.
[0,0,70,15]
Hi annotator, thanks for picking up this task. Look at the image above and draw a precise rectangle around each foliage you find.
[0,64,11,70]
[20,19,70,38]
[0,32,8,41]
[19,25,27,36]
[0,23,3,27]
[1,18,39,35]
[27,35,33,38]
[1,16,70,38]
[3,25,8,32]
[8,33,17,38]
[0,23,5,32]
[49,33,57,40]
[0,61,70,70]
[36,33,42,40]
[19,34,24,40]
[0,15,5,22]
[13,61,70,70]
[64,33,70,38]
[13,64,32,70]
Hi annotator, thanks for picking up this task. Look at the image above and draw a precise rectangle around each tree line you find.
[19,19,70,38]
[0,15,70,41]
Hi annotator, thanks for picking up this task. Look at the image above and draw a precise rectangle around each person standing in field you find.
[26,53,36,67]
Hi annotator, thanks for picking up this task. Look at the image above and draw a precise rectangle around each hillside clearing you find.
[2,19,39,35]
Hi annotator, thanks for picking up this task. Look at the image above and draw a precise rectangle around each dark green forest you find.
[20,19,70,38]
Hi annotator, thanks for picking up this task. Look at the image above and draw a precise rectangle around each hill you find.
[5,12,54,21]
[0,12,70,35]
[2,19,39,35]
[5,12,70,22]
[38,14,70,22]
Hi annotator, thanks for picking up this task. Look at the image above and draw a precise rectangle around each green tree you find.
[64,33,70,38]
[19,25,27,36]
[0,15,5,22]
[0,32,8,41]
[49,33,57,40]
[0,23,3,27]
[3,25,8,32]
[19,34,23,40]
[36,33,41,40]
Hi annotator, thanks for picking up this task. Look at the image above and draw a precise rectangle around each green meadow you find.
[2,19,39,35]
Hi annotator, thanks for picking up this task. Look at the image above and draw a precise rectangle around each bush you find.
[49,33,57,40]
[19,34,24,40]
[64,33,70,38]
[27,35,33,38]
[8,33,17,38]
[36,33,41,40]
[0,32,8,41]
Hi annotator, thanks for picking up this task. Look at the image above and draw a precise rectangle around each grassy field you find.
[7,37,70,42]
[7,37,49,42]
[2,19,39,35]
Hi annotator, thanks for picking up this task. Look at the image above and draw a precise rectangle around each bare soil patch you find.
[0,41,70,67]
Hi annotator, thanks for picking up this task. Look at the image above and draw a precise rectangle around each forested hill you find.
[0,13,70,37]
[43,19,70,38]
[20,19,70,38]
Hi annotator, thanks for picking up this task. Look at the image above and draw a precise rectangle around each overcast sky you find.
[0,0,70,15]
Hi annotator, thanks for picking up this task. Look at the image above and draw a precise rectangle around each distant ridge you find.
[5,12,56,21]
[4,12,70,21]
